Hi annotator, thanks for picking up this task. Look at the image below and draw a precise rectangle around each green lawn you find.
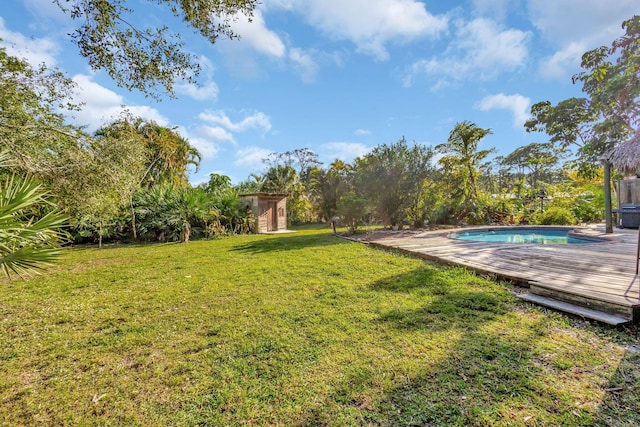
[1,226,639,426]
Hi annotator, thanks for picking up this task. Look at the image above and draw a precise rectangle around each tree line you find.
[2,13,638,277]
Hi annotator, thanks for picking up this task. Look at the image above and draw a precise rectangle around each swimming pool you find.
[447,227,606,244]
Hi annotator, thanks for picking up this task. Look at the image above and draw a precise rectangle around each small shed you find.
[239,193,288,233]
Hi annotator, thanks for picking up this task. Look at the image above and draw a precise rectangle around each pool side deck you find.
[364,226,640,324]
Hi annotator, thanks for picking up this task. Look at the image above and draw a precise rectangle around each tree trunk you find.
[129,191,137,240]
[182,223,190,243]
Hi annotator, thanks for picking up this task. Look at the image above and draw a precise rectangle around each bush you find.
[534,207,578,225]
[337,194,369,233]
[571,186,605,223]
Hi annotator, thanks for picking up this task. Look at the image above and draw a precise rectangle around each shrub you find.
[534,207,578,225]
[337,194,369,233]
[571,186,605,223]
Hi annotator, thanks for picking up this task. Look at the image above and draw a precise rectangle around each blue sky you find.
[1,0,638,184]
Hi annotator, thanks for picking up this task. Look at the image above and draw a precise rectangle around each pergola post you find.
[603,159,613,234]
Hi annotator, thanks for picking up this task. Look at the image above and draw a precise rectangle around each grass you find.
[1,225,639,426]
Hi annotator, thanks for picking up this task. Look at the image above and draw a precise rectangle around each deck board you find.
[367,226,640,322]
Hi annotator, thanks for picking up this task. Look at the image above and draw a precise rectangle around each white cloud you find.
[404,18,530,88]
[182,136,220,160]
[67,74,168,132]
[198,110,272,133]
[472,0,510,21]
[293,0,448,61]
[23,0,69,23]
[527,0,637,45]
[198,125,236,144]
[232,10,286,58]
[175,126,223,160]
[0,17,59,67]
[538,42,587,79]
[289,48,319,83]
[176,81,220,101]
[320,142,371,163]
[476,93,531,128]
[528,0,638,78]
[174,55,220,101]
[234,146,273,168]
[354,129,372,136]
[72,74,122,106]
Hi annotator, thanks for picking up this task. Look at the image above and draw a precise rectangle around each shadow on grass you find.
[296,266,639,426]
[367,268,445,294]
[597,344,640,425]
[376,290,509,333]
[231,232,350,254]
[368,265,510,330]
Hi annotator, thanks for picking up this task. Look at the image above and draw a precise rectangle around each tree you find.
[0,46,82,177]
[200,173,253,235]
[525,98,597,151]
[92,117,201,240]
[81,131,149,246]
[263,148,321,175]
[309,160,352,222]
[86,117,153,242]
[261,164,298,194]
[336,193,369,233]
[574,15,640,137]
[0,154,68,278]
[573,16,640,232]
[97,118,201,188]
[54,0,258,98]
[137,121,201,186]
[0,47,146,247]
[354,138,435,227]
[261,149,322,224]
[205,173,232,194]
[501,142,562,188]
[526,15,640,231]
[235,173,263,194]
[436,121,494,222]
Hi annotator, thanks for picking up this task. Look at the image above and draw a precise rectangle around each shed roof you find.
[239,192,289,198]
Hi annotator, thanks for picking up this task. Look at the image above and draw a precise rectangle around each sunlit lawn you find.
[1,226,639,426]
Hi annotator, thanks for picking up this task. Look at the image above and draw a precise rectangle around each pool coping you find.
[440,225,621,245]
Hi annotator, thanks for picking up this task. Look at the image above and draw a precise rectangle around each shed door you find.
[267,201,278,231]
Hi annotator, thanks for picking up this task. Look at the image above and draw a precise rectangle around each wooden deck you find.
[365,226,640,324]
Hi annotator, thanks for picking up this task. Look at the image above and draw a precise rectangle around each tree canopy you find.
[527,15,640,171]
[355,137,435,227]
[0,45,82,176]
[436,121,494,199]
[54,0,258,98]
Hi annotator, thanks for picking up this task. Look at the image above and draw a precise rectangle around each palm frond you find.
[0,170,68,279]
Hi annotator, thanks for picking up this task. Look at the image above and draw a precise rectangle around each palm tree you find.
[138,121,201,186]
[95,118,202,188]
[261,164,299,193]
[436,121,494,199]
[0,154,68,278]
[436,121,495,223]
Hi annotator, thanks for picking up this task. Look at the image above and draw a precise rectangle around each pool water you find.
[448,227,601,244]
